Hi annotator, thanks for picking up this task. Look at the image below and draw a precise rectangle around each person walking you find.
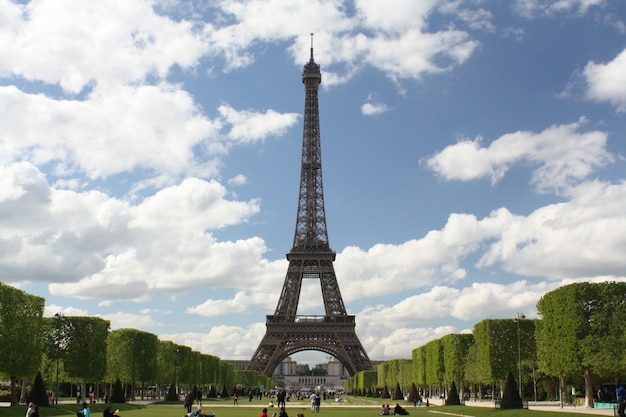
[617,382,626,417]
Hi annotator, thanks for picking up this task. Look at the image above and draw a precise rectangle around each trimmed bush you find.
[501,371,523,409]
[27,372,49,407]
[165,383,178,401]
[110,378,126,403]
[445,381,461,405]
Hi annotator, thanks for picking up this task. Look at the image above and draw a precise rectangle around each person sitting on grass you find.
[394,403,409,415]
[103,406,119,417]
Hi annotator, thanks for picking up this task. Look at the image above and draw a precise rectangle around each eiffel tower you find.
[246,38,372,376]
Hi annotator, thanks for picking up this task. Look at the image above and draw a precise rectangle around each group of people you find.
[380,403,409,415]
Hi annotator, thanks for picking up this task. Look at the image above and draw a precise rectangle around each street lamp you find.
[514,313,525,397]
[54,312,66,405]
[174,348,180,397]
[131,336,138,401]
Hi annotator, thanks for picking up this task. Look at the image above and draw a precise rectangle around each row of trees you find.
[346,281,626,408]
[0,282,276,406]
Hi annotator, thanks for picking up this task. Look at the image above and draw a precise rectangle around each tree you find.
[106,329,158,399]
[0,283,45,405]
[62,316,110,400]
[472,318,535,397]
[442,334,473,398]
[537,282,626,408]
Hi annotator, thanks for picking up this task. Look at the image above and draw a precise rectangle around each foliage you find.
[106,329,158,387]
[536,282,626,406]
[500,371,523,409]
[110,378,126,403]
[0,283,45,405]
[472,318,536,384]
[393,383,402,400]
[409,382,418,402]
[164,383,177,401]
[27,371,49,407]
[62,316,110,398]
[411,347,426,387]
[442,334,473,386]
[445,381,461,405]
[424,339,444,387]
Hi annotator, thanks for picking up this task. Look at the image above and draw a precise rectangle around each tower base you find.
[247,315,371,376]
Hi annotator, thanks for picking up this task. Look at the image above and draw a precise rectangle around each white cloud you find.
[160,323,266,359]
[478,180,626,278]
[0,0,209,93]
[0,84,218,180]
[218,104,300,143]
[361,102,389,116]
[583,48,626,112]
[514,0,606,18]
[424,119,614,193]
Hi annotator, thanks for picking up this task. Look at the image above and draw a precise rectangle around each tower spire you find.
[310,32,314,61]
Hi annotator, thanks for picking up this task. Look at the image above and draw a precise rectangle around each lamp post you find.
[54,312,66,405]
[174,348,180,397]
[131,336,138,401]
[514,313,525,397]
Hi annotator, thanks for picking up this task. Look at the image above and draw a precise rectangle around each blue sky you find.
[1,0,626,367]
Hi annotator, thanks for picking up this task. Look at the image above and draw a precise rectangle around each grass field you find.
[0,398,601,417]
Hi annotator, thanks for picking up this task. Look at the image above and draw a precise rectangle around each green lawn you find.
[0,399,601,417]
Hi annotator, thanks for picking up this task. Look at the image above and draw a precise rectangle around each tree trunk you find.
[560,376,566,408]
[584,369,594,409]
[10,376,18,406]
[20,378,29,404]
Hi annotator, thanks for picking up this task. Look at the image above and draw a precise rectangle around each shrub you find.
[393,383,403,400]
[445,381,461,406]
[110,378,126,403]
[501,371,523,409]
[27,372,49,407]
[165,383,178,401]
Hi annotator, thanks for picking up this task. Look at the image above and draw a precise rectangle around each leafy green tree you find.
[442,334,473,398]
[0,283,45,405]
[537,282,626,408]
[424,339,444,395]
[62,316,110,400]
[411,347,427,391]
[106,329,158,399]
[472,318,535,394]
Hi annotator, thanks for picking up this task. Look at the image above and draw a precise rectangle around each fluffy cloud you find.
[424,119,613,193]
[583,48,626,112]
[0,0,208,93]
[361,102,389,116]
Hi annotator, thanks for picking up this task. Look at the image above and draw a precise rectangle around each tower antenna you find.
[310,33,314,60]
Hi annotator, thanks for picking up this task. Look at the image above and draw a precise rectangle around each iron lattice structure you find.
[247,44,372,376]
